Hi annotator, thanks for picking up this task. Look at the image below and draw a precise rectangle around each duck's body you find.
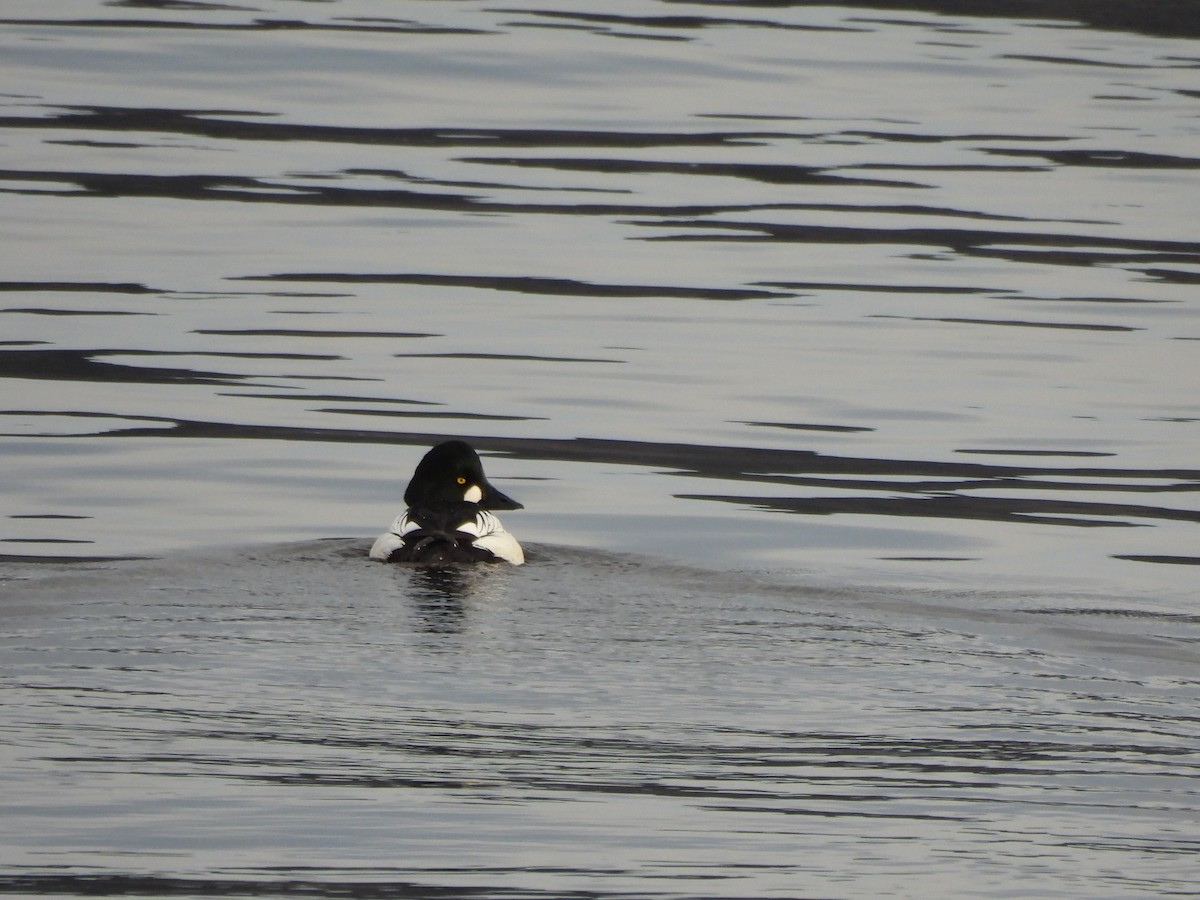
[369,441,524,566]
[369,503,524,565]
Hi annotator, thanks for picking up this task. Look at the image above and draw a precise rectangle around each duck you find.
[369,440,525,565]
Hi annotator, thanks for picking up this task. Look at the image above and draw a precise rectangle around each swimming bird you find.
[369,440,524,565]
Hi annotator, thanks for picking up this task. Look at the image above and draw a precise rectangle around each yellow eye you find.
[456,476,467,485]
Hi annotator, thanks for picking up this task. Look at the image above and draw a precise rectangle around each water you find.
[2,1,1199,896]
[4,541,1199,897]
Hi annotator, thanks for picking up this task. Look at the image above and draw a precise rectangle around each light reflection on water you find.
[1,0,1199,895]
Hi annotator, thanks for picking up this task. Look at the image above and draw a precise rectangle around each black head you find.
[403,440,523,510]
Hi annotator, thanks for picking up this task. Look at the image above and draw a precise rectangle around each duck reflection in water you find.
[406,565,512,634]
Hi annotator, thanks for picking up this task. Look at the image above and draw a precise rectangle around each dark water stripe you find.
[671,0,1200,41]
[987,148,1200,168]
[0,554,150,563]
[220,394,440,406]
[1141,267,1200,285]
[194,329,439,339]
[13,105,1183,174]
[463,155,926,189]
[846,162,1051,173]
[840,131,1069,144]
[757,281,1000,293]
[9,514,92,519]
[755,204,1069,224]
[739,420,876,434]
[0,17,493,36]
[2,308,154,317]
[1114,554,1200,566]
[234,272,791,301]
[680,492,1200,528]
[0,106,793,148]
[503,9,868,34]
[1004,295,1171,305]
[957,448,1115,457]
[870,314,1141,332]
[0,166,926,218]
[0,348,249,385]
[0,165,930,216]
[0,167,491,211]
[999,53,1192,70]
[321,409,545,422]
[0,873,620,899]
[0,281,158,293]
[0,349,342,386]
[633,219,1200,266]
[392,353,624,364]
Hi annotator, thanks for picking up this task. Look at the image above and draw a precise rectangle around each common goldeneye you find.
[369,440,524,565]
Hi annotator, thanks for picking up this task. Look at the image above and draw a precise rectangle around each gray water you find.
[2,1,1199,896]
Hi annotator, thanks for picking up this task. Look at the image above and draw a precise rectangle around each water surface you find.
[1,1,1198,896]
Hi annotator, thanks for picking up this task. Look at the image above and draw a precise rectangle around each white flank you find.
[368,531,404,561]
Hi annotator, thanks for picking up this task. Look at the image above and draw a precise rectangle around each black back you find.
[387,502,499,565]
